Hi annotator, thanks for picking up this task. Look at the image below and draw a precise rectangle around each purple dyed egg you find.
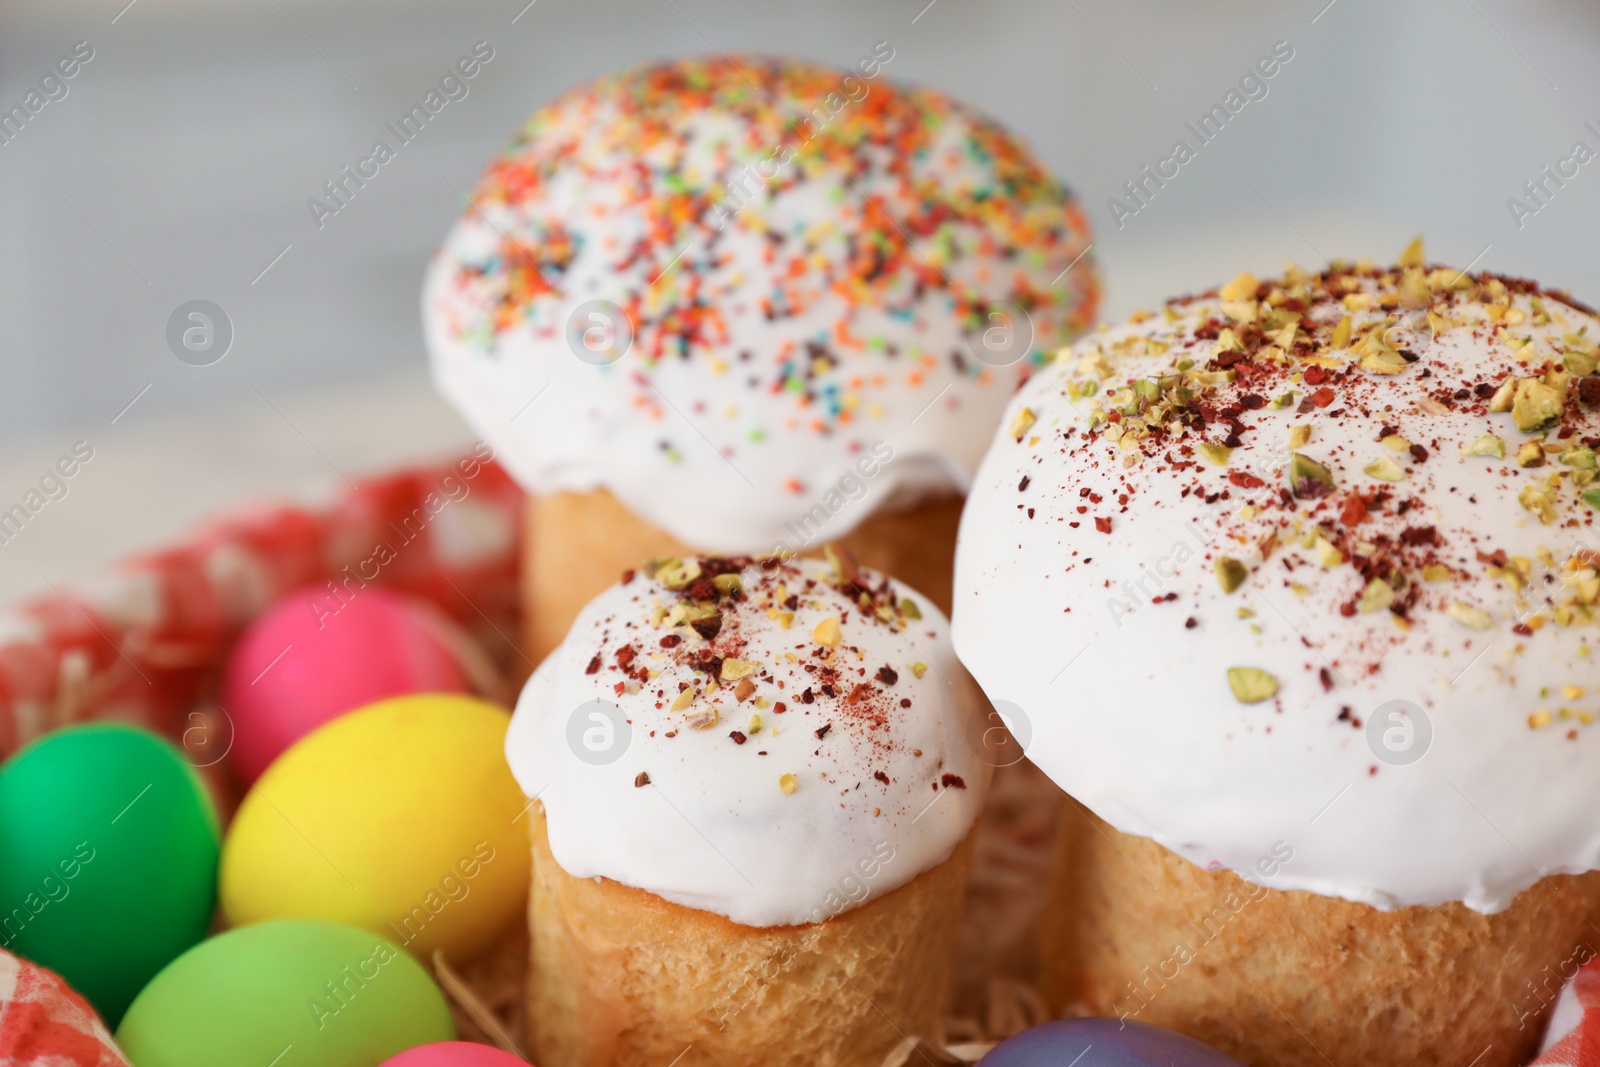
[981,1018,1245,1067]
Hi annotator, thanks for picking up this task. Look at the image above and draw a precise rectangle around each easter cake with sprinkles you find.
[421,54,1099,657]
[504,549,990,1066]
[952,237,1600,1067]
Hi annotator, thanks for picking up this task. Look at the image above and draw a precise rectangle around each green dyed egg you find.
[116,920,455,1067]
[0,723,219,1024]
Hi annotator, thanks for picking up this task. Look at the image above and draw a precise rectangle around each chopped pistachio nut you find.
[1330,314,1353,349]
[1565,350,1598,377]
[1397,235,1425,268]
[1582,488,1600,511]
[1360,578,1397,614]
[1009,407,1037,440]
[823,543,858,585]
[775,611,795,629]
[1447,602,1492,630]
[900,599,922,621]
[748,713,763,733]
[1463,433,1506,459]
[1364,456,1407,482]
[1227,667,1279,704]
[671,688,695,712]
[1289,452,1336,498]
[1519,483,1557,524]
[1218,270,1258,302]
[1214,557,1249,594]
[1516,441,1546,468]
[1422,564,1453,582]
[712,573,744,595]
[1512,379,1564,432]
[813,617,842,647]
[1221,302,1257,328]
[721,659,760,680]
[1561,448,1597,469]
[1488,378,1516,412]
[1314,537,1343,568]
[778,773,798,795]
[655,558,702,589]
[1287,425,1312,451]
[910,661,928,679]
[1271,390,1299,409]
[686,706,720,730]
[1381,434,1410,452]
[1359,341,1408,375]
[1529,710,1553,730]
[1198,442,1233,466]
[1399,269,1431,309]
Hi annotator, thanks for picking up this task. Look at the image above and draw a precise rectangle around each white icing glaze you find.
[953,258,1600,913]
[506,554,991,926]
[423,57,1098,554]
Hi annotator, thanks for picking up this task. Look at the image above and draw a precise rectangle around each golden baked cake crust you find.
[526,807,972,1067]
[1046,803,1600,1067]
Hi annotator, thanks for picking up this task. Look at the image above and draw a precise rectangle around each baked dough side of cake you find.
[526,806,972,1067]
[1044,803,1600,1067]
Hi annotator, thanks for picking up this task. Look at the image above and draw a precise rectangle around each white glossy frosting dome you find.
[423,55,1098,553]
[506,554,991,926]
[953,250,1600,912]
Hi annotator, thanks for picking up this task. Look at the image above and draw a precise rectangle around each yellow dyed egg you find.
[220,693,530,960]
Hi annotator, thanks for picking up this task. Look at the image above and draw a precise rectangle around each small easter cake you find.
[422,55,1099,657]
[504,551,990,1066]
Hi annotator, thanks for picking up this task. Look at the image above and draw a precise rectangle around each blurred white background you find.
[2,0,1598,599]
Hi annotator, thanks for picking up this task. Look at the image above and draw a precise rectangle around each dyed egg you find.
[221,585,469,783]
[980,1019,1246,1066]
[116,919,454,1067]
[220,694,529,959]
[379,1041,527,1066]
[0,724,218,1025]
[0,949,124,1066]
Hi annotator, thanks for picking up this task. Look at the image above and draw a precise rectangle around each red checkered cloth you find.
[0,950,127,1066]
[0,454,525,763]
[1534,958,1600,1066]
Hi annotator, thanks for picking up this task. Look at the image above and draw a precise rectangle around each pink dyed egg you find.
[379,1041,528,1066]
[221,585,468,783]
